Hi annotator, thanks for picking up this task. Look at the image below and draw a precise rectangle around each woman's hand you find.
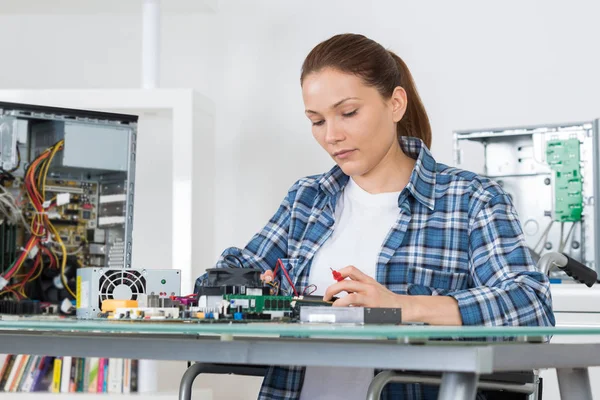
[323,265,462,325]
[323,265,405,309]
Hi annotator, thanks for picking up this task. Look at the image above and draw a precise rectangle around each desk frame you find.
[0,331,596,400]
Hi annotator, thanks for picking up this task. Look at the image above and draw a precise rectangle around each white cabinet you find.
[541,284,600,400]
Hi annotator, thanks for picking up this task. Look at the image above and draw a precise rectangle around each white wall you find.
[0,0,599,398]
[1,0,599,264]
[212,0,600,262]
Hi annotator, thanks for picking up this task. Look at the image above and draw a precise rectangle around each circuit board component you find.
[546,139,583,222]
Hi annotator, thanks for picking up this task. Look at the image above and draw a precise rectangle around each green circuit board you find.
[546,139,583,222]
[224,294,294,312]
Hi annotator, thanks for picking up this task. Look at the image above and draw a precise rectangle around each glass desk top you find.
[0,318,598,340]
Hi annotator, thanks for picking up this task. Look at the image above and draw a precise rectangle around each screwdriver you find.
[330,267,344,282]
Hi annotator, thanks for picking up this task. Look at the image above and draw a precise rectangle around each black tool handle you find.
[559,254,597,287]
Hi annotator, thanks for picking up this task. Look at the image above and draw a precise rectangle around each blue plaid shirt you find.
[195,136,555,400]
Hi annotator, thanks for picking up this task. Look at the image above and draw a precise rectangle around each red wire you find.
[38,245,55,268]
[1,148,56,286]
[5,237,38,279]
[273,258,298,296]
[15,253,41,291]
[302,284,317,295]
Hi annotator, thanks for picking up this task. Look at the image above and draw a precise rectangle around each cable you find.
[15,255,41,297]
[0,186,28,228]
[302,284,317,296]
[49,222,75,298]
[273,258,298,296]
[559,222,577,253]
[31,141,74,298]
[266,281,280,296]
[0,140,74,298]
[28,252,44,282]
[7,145,21,173]
[558,223,565,253]
[223,254,244,268]
[533,220,554,253]
[4,236,38,280]
[40,141,62,200]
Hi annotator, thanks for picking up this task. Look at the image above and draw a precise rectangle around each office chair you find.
[180,363,268,400]
[179,363,541,400]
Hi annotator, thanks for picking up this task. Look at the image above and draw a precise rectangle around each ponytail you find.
[388,51,432,149]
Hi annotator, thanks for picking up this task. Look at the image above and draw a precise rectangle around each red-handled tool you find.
[330,267,344,282]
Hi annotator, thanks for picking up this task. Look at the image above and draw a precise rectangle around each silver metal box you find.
[63,122,130,172]
[453,120,600,274]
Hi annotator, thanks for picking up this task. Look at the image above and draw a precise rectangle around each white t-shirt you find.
[299,177,401,400]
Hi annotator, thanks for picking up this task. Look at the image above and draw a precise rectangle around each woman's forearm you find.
[400,295,462,326]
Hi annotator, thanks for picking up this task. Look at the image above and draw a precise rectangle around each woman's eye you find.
[342,110,358,118]
[312,120,325,126]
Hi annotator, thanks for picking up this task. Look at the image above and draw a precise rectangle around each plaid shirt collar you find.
[317,136,437,210]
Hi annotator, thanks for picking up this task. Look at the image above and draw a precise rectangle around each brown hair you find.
[300,33,432,149]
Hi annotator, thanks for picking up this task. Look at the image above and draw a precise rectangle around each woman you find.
[196,33,554,400]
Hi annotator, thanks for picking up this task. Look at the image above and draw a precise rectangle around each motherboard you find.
[96,266,403,325]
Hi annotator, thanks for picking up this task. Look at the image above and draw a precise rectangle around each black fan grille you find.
[97,269,146,309]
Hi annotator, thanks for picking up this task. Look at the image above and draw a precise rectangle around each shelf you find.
[6,391,212,399]
[0,0,218,14]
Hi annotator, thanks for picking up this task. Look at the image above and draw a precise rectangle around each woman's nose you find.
[325,120,345,144]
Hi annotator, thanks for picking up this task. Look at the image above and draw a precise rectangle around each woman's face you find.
[302,68,406,177]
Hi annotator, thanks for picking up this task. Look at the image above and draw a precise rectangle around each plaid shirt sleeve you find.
[194,182,297,291]
[448,193,555,327]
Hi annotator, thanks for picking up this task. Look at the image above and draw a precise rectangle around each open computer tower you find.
[454,120,600,276]
[0,101,179,319]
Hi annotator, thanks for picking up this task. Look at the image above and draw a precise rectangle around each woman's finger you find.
[323,280,368,301]
[332,292,364,307]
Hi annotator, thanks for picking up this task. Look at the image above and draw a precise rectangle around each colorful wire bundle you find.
[0,140,75,299]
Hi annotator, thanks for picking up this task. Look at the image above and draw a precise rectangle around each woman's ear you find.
[391,86,408,123]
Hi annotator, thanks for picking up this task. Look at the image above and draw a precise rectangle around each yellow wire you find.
[28,253,44,282]
[4,143,60,298]
[14,252,45,298]
[37,144,53,198]
[41,141,63,200]
[37,140,74,298]
[0,287,19,298]
[17,140,73,298]
[49,248,60,267]
[47,221,75,298]
[25,145,59,237]
[9,238,35,278]
[30,147,51,205]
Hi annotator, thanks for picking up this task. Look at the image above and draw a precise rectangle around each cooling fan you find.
[98,269,146,305]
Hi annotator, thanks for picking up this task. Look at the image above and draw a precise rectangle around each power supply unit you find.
[76,268,181,319]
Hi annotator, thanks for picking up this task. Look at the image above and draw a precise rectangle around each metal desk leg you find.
[179,363,207,400]
[557,368,593,400]
[437,372,478,400]
[366,371,396,400]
